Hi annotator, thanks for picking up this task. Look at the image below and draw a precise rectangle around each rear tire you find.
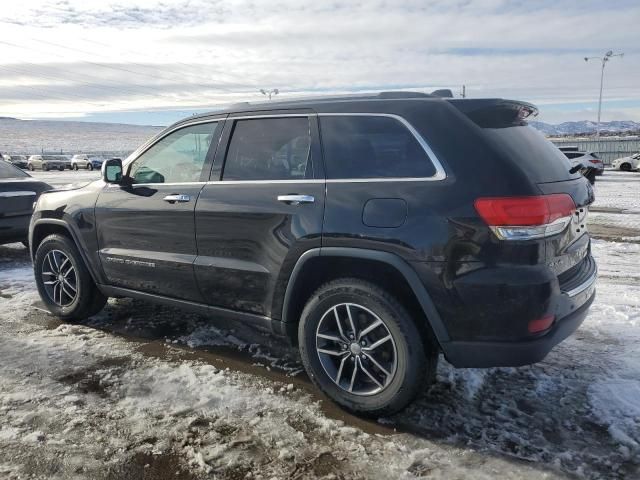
[298,278,436,417]
[87,163,94,171]
[44,164,49,171]
[34,234,107,321]
[28,164,34,171]
[621,163,632,171]
[73,164,78,171]
[59,166,64,171]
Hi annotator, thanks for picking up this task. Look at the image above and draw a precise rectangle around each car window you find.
[129,122,220,184]
[0,160,29,178]
[319,116,436,179]
[222,117,311,181]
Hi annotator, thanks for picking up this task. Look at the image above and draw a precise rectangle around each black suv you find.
[29,92,597,415]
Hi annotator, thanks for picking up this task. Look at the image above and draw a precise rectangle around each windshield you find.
[0,161,29,178]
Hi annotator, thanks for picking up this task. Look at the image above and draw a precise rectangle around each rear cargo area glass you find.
[481,126,583,183]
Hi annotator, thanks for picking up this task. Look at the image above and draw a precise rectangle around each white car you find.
[611,153,640,172]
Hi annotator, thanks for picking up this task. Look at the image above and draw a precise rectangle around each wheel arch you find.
[280,247,450,349]
[30,219,102,285]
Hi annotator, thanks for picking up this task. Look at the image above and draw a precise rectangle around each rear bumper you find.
[443,290,594,367]
[418,251,598,368]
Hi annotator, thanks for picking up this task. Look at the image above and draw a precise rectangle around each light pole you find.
[584,50,623,139]
[260,88,279,100]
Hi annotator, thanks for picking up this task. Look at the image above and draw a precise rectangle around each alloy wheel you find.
[41,250,78,307]
[315,303,398,396]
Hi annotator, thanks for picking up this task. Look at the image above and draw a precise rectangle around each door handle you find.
[277,194,315,205]
[163,194,191,203]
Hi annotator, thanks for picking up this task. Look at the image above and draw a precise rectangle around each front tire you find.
[87,163,94,171]
[298,278,436,416]
[73,164,79,171]
[620,162,632,171]
[28,164,34,171]
[34,234,107,321]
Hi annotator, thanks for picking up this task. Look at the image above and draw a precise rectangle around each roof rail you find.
[228,101,251,108]
[377,91,432,99]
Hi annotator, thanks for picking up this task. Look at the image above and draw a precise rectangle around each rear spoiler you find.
[447,99,539,128]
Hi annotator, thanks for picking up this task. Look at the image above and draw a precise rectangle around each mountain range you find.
[529,120,640,136]
[2,116,640,156]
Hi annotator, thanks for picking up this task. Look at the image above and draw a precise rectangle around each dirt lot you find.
[1,171,639,479]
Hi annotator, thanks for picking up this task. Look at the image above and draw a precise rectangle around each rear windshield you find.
[481,125,581,183]
[0,161,29,178]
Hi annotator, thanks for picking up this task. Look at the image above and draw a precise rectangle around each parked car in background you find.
[0,161,51,245]
[611,153,640,172]
[560,150,601,184]
[29,92,597,416]
[71,154,104,171]
[6,155,29,169]
[27,155,71,171]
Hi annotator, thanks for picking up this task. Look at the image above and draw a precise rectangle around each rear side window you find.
[319,116,436,179]
[222,117,311,181]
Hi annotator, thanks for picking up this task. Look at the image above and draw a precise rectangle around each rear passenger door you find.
[194,112,325,317]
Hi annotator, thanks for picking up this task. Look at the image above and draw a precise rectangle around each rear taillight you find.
[588,159,600,165]
[474,194,575,240]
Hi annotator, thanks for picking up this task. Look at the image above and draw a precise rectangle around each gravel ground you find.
[0,170,638,479]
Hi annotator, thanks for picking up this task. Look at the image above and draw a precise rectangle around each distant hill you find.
[0,118,163,155]
[530,120,640,136]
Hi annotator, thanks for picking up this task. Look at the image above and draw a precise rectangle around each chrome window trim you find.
[121,112,447,184]
[210,112,446,184]
[230,113,311,120]
[206,179,324,185]
[317,113,446,182]
[107,182,207,188]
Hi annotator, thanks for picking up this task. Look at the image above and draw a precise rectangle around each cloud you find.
[0,0,638,123]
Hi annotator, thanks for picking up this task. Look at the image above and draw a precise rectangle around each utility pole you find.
[260,89,279,100]
[461,85,466,98]
[584,50,624,140]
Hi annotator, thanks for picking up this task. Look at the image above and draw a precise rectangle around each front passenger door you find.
[95,120,224,301]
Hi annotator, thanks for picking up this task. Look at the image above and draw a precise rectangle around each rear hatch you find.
[450,99,595,281]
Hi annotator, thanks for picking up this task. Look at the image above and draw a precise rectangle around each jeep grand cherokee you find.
[29,92,597,415]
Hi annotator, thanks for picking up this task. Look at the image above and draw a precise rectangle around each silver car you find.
[27,155,71,171]
[71,154,104,171]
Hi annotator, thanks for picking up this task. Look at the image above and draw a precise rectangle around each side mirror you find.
[102,158,123,183]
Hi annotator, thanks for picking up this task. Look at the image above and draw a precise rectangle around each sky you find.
[0,0,638,126]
